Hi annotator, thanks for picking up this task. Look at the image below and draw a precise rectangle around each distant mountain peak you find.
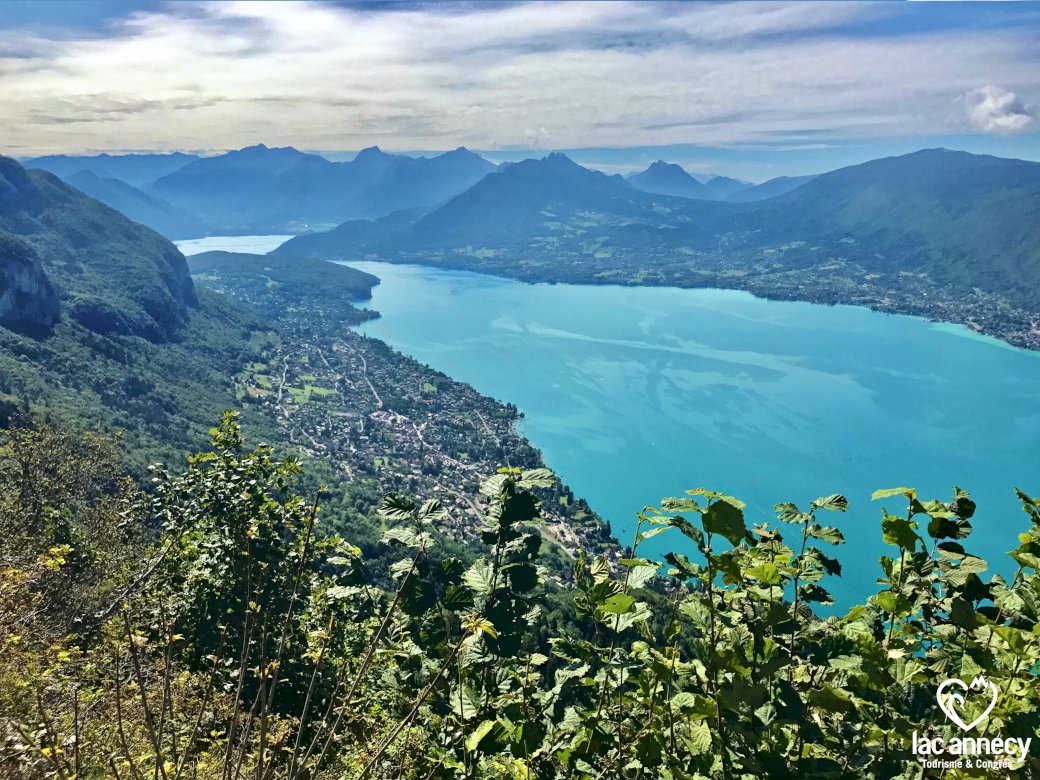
[648,160,683,172]
[540,152,584,171]
[355,145,389,160]
[628,160,708,199]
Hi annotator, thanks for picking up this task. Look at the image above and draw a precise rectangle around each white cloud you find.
[0,1,1037,155]
[966,85,1033,135]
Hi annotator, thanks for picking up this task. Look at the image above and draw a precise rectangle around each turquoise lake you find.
[175,236,1040,606]
[344,261,1040,606]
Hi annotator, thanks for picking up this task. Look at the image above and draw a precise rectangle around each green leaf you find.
[944,555,988,587]
[610,600,650,632]
[775,502,810,524]
[377,493,415,522]
[660,497,704,513]
[808,524,845,545]
[665,515,704,546]
[812,494,849,512]
[755,702,777,727]
[598,593,636,614]
[671,692,698,710]
[519,468,555,488]
[627,563,659,590]
[416,498,448,523]
[685,720,712,755]
[382,527,420,547]
[589,556,611,584]
[326,585,362,601]
[687,488,746,509]
[463,559,494,595]
[927,515,972,540]
[808,686,855,714]
[702,500,748,546]
[872,487,916,501]
[746,562,781,586]
[874,590,912,617]
[442,584,475,611]
[665,552,699,581]
[465,720,496,753]
[798,583,833,605]
[635,526,670,544]
[479,473,510,499]
[881,515,920,551]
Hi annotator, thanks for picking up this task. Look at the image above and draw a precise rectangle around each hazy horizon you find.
[2,1,1039,180]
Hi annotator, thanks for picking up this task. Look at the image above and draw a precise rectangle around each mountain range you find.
[278,148,1040,313]
[21,146,804,240]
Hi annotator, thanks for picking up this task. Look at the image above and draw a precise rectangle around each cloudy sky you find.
[1,0,1038,180]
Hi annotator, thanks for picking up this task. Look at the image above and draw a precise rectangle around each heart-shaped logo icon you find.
[936,676,998,731]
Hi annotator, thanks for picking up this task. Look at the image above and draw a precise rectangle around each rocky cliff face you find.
[0,232,60,332]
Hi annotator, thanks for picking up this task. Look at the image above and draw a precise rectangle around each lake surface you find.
[176,237,1040,605]
[344,261,1040,606]
[175,235,294,256]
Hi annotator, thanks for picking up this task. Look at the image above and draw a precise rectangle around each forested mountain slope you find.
[0,156,197,341]
[730,149,1040,305]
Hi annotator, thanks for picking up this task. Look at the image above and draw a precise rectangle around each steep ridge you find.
[701,175,751,199]
[151,144,328,231]
[276,152,741,261]
[65,170,209,240]
[0,156,197,341]
[149,145,498,232]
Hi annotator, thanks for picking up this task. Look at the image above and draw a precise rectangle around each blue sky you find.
[1,1,1038,181]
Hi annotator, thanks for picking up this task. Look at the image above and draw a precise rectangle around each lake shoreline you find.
[335,254,1040,356]
[176,233,1040,354]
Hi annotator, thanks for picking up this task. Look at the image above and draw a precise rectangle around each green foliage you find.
[2,418,1040,779]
